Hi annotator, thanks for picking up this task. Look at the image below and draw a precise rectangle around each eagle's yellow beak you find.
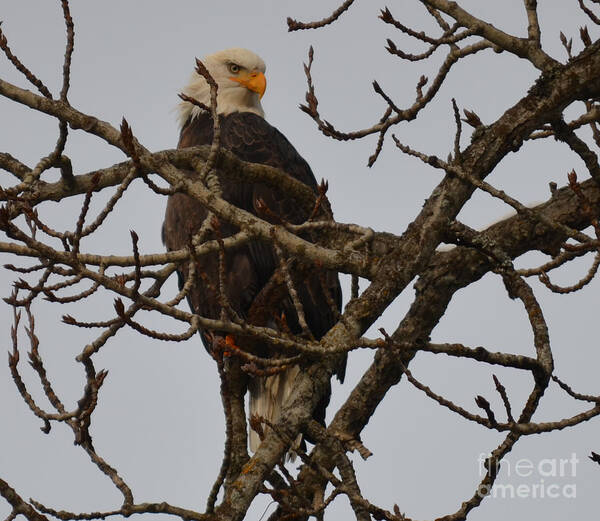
[229,70,266,99]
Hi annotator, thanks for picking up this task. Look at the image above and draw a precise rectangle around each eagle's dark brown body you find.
[162,111,344,447]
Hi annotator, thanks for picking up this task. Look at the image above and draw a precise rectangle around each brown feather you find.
[163,111,345,448]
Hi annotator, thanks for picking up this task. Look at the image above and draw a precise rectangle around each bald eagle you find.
[162,48,344,453]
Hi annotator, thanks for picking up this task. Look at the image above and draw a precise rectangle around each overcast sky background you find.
[1,1,599,520]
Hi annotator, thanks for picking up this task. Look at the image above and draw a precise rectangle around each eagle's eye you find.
[228,63,240,74]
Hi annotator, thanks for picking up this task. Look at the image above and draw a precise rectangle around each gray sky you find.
[1,1,598,520]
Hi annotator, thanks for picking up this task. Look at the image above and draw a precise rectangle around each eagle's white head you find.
[178,48,266,127]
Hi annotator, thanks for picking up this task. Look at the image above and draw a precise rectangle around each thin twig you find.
[287,0,356,31]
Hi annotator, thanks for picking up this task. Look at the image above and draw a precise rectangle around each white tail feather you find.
[249,366,301,456]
